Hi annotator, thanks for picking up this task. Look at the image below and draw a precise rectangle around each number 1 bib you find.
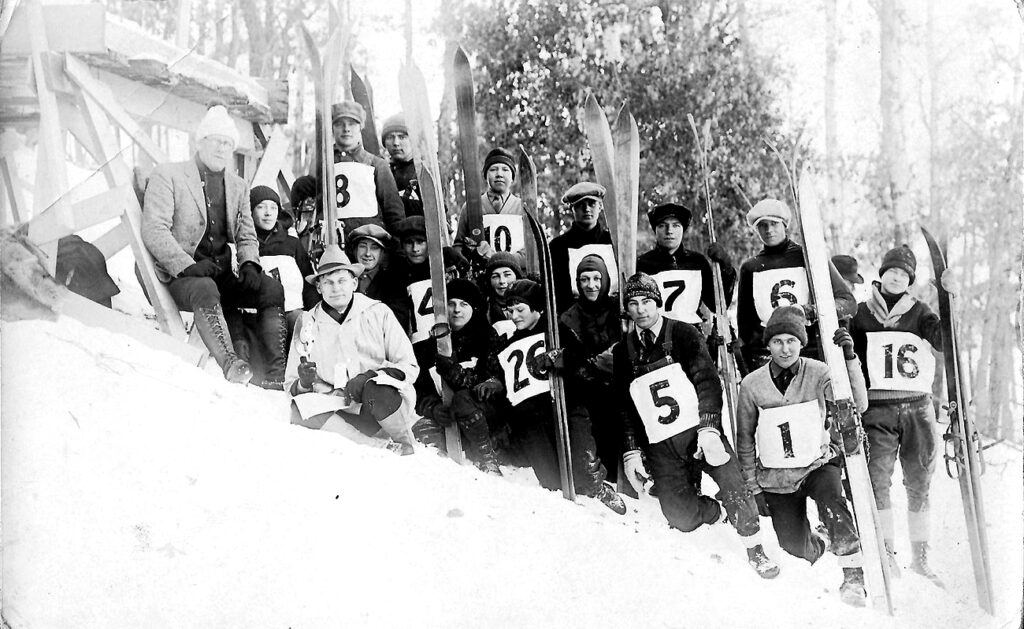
[333,161,377,219]
[407,279,434,344]
[654,270,703,324]
[567,244,619,296]
[752,267,809,326]
[755,400,827,469]
[259,254,305,312]
[483,214,526,254]
[865,331,935,393]
[628,362,699,444]
[497,333,549,406]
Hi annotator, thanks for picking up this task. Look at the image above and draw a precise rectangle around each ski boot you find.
[195,305,252,384]
[595,481,627,515]
[256,305,288,390]
[909,542,944,588]
[884,540,901,578]
[839,567,867,607]
[746,544,780,579]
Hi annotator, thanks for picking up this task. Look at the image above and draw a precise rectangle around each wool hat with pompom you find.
[879,245,917,284]
[623,272,662,307]
[195,105,238,146]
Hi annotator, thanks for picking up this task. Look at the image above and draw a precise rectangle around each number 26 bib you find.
[752,267,809,326]
[628,362,699,444]
[497,333,550,406]
[755,400,827,469]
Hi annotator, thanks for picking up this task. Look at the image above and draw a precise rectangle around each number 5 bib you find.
[755,400,828,469]
[752,267,809,326]
[865,331,935,393]
[628,362,699,444]
[333,161,377,219]
[497,333,550,406]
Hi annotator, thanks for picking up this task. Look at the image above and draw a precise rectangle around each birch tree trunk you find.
[824,0,839,250]
[879,0,906,244]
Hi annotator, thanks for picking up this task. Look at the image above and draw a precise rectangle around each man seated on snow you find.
[285,245,419,454]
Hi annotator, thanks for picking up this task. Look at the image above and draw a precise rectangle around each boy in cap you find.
[481,251,525,335]
[636,202,736,326]
[250,185,319,318]
[347,223,408,327]
[549,182,615,313]
[847,245,946,583]
[611,272,779,578]
[454,147,524,265]
[380,114,423,218]
[482,278,627,514]
[286,244,419,454]
[736,305,871,605]
[736,198,856,370]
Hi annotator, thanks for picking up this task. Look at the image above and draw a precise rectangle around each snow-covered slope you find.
[1,318,1020,628]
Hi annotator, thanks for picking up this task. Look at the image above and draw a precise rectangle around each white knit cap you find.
[195,105,238,146]
[746,198,791,227]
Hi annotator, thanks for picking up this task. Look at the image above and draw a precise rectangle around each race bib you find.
[654,270,703,324]
[865,331,935,393]
[428,358,478,397]
[333,161,377,219]
[483,214,526,254]
[259,254,305,312]
[752,267,809,326]
[567,244,619,296]
[755,401,828,469]
[497,333,549,406]
[628,362,699,444]
[492,319,516,339]
[407,279,434,344]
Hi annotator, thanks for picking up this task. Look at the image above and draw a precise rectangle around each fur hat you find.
[506,279,545,312]
[623,272,662,307]
[249,185,281,213]
[381,114,408,139]
[483,148,516,180]
[746,198,791,228]
[290,175,318,209]
[446,278,484,312]
[485,251,524,279]
[195,105,238,147]
[305,244,364,284]
[764,305,808,346]
[396,216,427,241]
[647,203,692,230]
[879,245,917,284]
[331,101,365,126]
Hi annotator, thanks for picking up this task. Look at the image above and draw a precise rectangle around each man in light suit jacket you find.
[142,105,287,386]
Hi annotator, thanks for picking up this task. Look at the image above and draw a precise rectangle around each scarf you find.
[866,281,916,328]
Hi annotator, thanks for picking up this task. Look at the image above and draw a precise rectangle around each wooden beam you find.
[92,221,130,258]
[1,4,106,56]
[0,154,26,224]
[27,185,131,245]
[251,127,291,190]
[121,197,188,339]
[57,91,132,188]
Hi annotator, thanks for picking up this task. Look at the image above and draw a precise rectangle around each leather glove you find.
[433,404,455,426]
[832,327,856,360]
[622,450,651,495]
[238,261,263,292]
[473,378,503,401]
[706,242,732,266]
[529,349,564,375]
[179,258,221,278]
[754,491,771,517]
[378,367,405,381]
[706,332,723,359]
[297,358,318,389]
[344,370,377,402]
[801,303,817,323]
[695,428,731,466]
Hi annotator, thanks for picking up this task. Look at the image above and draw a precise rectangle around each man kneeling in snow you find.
[286,245,419,454]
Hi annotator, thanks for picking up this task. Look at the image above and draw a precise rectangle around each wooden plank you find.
[1,4,106,56]
[0,155,26,223]
[27,185,130,245]
[250,129,290,190]
[121,198,188,338]
[58,91,132,188]
[92,222,130,258]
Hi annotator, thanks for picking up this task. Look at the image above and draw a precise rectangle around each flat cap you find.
[561,182,606,205]
[746,198,791,227]
[331,101,366,126]
[347,223,392,248]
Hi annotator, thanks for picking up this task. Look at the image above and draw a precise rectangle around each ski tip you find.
[454,44,470,62]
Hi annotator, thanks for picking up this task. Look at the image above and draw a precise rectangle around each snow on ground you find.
[1,317,1021,629]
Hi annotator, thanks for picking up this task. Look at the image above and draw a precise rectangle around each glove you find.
[832,327,856,360]
[179,258,221,278]
[378,367,405,381]
[475,240,495,259]
[238,261,263,292]
[622,450,651,495]
[344,370,377,402]
[801,303,817,323]
[940,267,959,293]
[529,349,564,375]
[706,242,732,266]
[473,378,503,401]
[695,428,731,466]
[297,358,318,389]
[754,492,771,517]
[433,404,455,426]
[706,332,723,359]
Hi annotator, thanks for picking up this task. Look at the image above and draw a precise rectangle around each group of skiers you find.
[140,102,950,609]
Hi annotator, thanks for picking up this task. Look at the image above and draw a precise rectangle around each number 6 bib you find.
[755,401,827,469]
[628,362,700,444]
[752,267,809,326]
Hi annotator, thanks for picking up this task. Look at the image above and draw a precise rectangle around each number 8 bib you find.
[755,401,827,469]
[628,362,699,444]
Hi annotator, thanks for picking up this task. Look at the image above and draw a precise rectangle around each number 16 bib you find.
[865,331,935,393]
[628,362,699,444]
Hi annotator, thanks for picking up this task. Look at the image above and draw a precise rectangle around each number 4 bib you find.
[752,267,809,326]
[407,279,434,344]
[497,333,549,406]
[628,362,699,444]
[755,400,828,469]
[865,331,935,393]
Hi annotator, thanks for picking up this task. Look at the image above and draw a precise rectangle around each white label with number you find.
[628,362,700,444]
[653,269,703,324]
[497,333,549,406]
[407,279,434,344]
[865,331,935,393]
[333,161,377,219]
[492,319,516,339]
[755,401,828,469]
[428,357,478,397]
[567,244,619,296]
[752,267,809,326]
[483,214,525,254]
[259,254,305,312]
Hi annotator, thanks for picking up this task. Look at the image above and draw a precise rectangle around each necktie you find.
[642,329,656,352]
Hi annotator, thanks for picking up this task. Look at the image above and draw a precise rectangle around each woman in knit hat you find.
[250,185,318,316]
[453,147,526,272]
[847,245,945,584]
[481,251,525,332]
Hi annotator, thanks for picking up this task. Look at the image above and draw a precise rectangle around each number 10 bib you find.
[755,400,827,469]
[752,267,809,326]
[483,214,525,254]
[333,161,377,219]
[628,362,699,444]
[865,331,935,393]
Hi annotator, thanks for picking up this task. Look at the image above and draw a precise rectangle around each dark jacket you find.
[256,221,319,310]
[389,158,423,217]
[549,224,613,313]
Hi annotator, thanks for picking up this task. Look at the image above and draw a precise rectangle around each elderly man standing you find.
[142,105,287,386]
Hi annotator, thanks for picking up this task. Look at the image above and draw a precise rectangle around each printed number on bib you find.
[497,333,549,406]
[407,279,434,344]
[654,270,703,324]
[333,161,377,219]
[752,267,809,326]
[567,244,618,297]
[429,358,478,397]
[628,362,699,444]
[865,331,935,393]
[755,401,827,469]
[260,255,305,312]
[482,214,525,253]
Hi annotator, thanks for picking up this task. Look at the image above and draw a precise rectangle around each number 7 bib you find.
[628,362,699,444]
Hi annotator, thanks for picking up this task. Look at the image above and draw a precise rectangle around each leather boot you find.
[411,416,447,451]
[194,304,252,384]
[255,305,288,389]
[910,541,944,587]
[458,410,502,475]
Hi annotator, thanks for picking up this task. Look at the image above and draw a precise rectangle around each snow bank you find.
[1,318,1020,628]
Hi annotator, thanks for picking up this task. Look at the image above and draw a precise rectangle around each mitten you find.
[696,428,730,466]
[622,450,651,495]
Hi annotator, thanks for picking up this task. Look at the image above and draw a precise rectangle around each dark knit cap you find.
[483,148,516,180]
[764,305,808,346]
[396,215,426,240]
[623,272,662,307]
[250,185,281,212]
[879,245,917,284]
[506,279,545,312]
[446,278,483,312]
[290,175,318,208]
[575,253,607,279]
[647,203,692,230]
[831,254,864,285]
[485,251,524,279]
[381,113,408,140]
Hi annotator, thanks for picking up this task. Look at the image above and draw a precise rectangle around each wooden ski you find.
[453,46,484,244]
[350,68,381,156]
[398,61,449,246]
[611,102,639,300]
[583,92,618,246]
[518,145,576,501]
